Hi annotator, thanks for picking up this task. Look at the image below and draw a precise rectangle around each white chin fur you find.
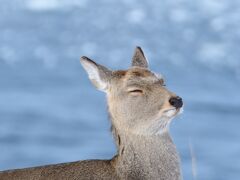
[133,107,183,135]
[163,108,177,118]
[163,107,183,118]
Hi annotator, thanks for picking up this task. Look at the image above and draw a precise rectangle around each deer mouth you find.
[163,107,183,118]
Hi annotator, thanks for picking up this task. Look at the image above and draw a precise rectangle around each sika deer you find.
[0,47,183,180]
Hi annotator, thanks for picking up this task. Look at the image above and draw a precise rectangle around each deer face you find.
[80,47,183,135]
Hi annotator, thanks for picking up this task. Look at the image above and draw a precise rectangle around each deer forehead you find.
[112,68,163,87]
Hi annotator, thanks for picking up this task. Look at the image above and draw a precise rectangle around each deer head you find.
[80,47,183,136]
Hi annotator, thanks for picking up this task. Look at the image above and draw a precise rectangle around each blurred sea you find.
[0,0,240,179]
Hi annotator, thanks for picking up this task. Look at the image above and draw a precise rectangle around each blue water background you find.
[0,0,240,179]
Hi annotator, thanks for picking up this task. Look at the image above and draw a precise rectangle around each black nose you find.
[169,97,183,108]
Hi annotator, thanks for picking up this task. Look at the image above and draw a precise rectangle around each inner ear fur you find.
[80,56,112,92]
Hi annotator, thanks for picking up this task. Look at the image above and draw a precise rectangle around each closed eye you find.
[127,89,143,96]
[128,89,143,93]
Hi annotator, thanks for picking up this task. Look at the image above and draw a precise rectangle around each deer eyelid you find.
[128,89,143,93]
[127,87,143,95]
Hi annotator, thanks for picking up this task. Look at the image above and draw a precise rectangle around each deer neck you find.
[113,129,182,180]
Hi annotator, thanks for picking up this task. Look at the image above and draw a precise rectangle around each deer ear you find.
[131,46,149,68]
[80,56,112,92]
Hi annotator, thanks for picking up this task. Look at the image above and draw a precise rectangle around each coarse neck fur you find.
[112,127,182,180]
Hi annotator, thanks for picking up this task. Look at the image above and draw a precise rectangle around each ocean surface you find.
[0,0,240,179]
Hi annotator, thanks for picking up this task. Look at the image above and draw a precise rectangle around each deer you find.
[0,47,183,180]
